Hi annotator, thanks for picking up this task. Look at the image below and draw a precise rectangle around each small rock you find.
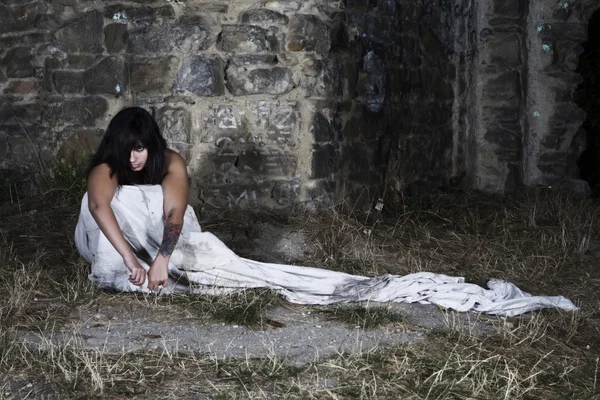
[287,15,331,54]
[220,25,271,53]
[226,66,294,96]
[178,55,224,96]
[55,11,104,53]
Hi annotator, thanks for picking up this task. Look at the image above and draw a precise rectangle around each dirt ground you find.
[1,189,600,399]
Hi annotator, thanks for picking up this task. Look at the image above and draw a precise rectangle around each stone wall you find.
[466,0,599,193]
[0,0,345,211]
[1,0,598,210]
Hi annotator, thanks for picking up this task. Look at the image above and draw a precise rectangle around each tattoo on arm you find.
[159,222,183,257]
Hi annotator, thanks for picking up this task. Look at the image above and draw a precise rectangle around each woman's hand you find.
[123,255,146,286]
[147,258,169,291]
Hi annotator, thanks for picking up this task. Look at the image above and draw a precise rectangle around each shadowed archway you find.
[576,8,600,194]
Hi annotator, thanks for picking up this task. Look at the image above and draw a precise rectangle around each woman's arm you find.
[87,164,146,286]
[147,150,189,291]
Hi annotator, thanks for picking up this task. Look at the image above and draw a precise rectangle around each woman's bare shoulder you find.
[88,163,117,200]
[88,162,112,179]
[165,149,186,170]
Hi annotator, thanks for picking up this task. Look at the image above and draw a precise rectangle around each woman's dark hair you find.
[89,107,167,185]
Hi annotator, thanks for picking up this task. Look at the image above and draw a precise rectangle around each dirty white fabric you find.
[74,185,578,317]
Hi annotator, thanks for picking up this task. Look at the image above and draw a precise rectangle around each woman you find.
[74,107,577,316]
[85,106,188,291]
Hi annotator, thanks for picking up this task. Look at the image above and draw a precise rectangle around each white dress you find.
[74,185,578,317]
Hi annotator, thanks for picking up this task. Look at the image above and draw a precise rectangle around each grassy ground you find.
[1,188,600,399]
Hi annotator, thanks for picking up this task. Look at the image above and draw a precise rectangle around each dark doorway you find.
[576,9,600,194]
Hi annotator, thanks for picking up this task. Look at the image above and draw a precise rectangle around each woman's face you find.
[129,143,148,171]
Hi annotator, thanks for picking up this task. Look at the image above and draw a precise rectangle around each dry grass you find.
[1,188,600,398]
[324,304,408,329]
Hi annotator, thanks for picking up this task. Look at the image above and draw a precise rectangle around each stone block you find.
[0,102,42,126]
[544,69,583,86]
[129,15,215,53]
[552,6,571,22]
[267,104,296,144]
[272,179,300,205]
[492,0,525,18]
[537,162,566,177]
[56,130,102,162]
[553,40,583,71]
[538,151,568,164]
[554,179,591,197]
[3,79,36,95]
[253,101,298,145]
[355,71,386,112]
[241,9,289,26]
[487,34,521,67]
[246,149,298,177]
[178,55,224,96]
[67,55,103,70]
[6,136,38,166]
[287,15,331,54]
[552,103,586,122]
[0,32,53,49]
[541,132,565,151]
[55,11,104,53]
[84,57,128,95]
[156,106,191,144]
[0,6,10,34]
[131,56,178,94]
[41,58,61,91]
[199,181,273,210]
[104,23,128,53]
[311,143,338,178]
[50,96,108,126]
[208,149,239,172]
[483,71,521,100]
[34,14,64,31]
[0,2,47,34]
[483,106,520,124]
[200,171,232,186]
[540,23,587,43]
[226,66,294,96]
[0,69,7,83]
[1,47,34,78]
[311,111,334,142]
[219,25,272,53]
[53,70,84,93]
[301,59,343,98]
[0,123,44,139]
[199,104,255,146]
[483,123,521,150]
[209,105,248,137]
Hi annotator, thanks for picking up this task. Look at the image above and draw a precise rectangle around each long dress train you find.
[74,185,578,317]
